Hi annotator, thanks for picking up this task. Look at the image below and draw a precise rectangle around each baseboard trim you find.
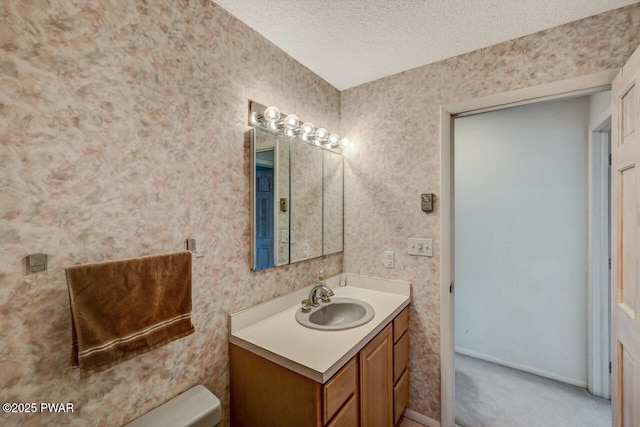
[455,347,588,388]
[404,408,440,427]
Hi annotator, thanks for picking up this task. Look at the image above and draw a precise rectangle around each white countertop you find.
[229,274,411,383]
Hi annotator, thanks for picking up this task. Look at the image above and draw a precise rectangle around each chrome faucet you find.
[308,279,334,307]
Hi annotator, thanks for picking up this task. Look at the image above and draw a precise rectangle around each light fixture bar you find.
[248,101,347,151]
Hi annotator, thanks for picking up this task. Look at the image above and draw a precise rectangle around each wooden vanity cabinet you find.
[230,306,410,427]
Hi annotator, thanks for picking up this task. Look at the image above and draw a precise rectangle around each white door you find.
[611,43,640,427]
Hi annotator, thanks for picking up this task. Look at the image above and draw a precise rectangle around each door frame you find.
[588,112,612,399]
[439,70,617,427]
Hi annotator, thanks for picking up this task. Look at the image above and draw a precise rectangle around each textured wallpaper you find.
[0,1,341,426]
[2,0,640,426]
[340,4,640,420]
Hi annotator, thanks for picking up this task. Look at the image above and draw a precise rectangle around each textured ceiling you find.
[212,0,639,90]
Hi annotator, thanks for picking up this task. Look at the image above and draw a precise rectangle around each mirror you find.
[250,126,344,271]
[252,128,289,270]
[290,141,324,263]
[275,133,290,267]
[323,149,344,255]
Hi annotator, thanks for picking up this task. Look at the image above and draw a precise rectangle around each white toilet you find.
[125,385,222,427]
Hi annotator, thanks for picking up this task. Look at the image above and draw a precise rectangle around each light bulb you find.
[250,112,260,126]
[301,122,315,134]
[263,106,280,122]
[284,114,299,129]
[316,128,328,140]
[268,120,278,130]
[285,128,295,137]
[328,134,340,145]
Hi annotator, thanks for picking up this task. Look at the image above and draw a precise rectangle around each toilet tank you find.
[125,385,222,427]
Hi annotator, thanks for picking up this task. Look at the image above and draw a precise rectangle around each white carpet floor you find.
[455,353,611,427]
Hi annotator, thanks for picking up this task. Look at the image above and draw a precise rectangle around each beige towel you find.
[65,251,195,377]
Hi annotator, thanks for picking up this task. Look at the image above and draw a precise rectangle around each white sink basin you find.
[295,297,375,331]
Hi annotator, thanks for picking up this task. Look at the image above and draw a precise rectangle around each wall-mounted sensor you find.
[27,253,47,273]
[421,193,435,213]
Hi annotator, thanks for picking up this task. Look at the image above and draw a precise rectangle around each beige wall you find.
[341,4,640,419]
[2,1,640,426]
[0,2,341,426]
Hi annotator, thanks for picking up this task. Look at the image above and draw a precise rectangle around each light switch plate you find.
[408,238,433,257]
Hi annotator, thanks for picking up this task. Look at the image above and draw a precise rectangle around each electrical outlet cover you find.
[384,250,395,268]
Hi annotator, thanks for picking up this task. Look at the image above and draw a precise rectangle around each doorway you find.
[439,71,618,427]
[451,94,612,425]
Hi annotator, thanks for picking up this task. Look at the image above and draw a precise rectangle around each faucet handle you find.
[321,294,331,303]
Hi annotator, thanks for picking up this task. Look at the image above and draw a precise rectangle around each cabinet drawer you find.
[394,331,409,383]
[393,306,409,343]
[393,369,409,425]
[326,394,357,427]
[323,356,357,424]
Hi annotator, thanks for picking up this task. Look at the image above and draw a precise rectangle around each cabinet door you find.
[360,324,393,427]
[230,344,322,426]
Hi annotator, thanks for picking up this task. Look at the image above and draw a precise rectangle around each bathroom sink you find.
[295,297,375,331]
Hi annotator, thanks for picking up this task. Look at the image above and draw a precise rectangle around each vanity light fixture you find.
[263,106,281,122]
[301,122,315,135]
[284,114,299,129]
[249,101,348,151]
[338,138,349,148]
[315,127,328,140]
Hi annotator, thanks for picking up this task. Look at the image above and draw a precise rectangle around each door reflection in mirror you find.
[255,149,275,270]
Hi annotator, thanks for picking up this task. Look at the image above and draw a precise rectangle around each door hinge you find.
[609,258,612,270]
[609,153,612,165]
[450,282,454,293]
[609,362,612,374]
